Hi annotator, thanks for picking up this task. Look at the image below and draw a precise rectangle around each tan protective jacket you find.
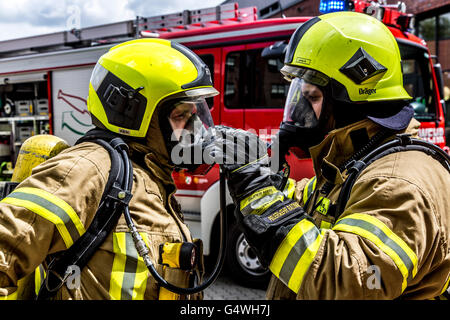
[266,119,450,299]
[0,140,203,300]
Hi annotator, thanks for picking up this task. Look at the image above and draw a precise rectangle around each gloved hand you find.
[208,125,279,201]
[208,125,306,266]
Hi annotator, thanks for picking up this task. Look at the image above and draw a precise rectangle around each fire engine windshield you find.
[398,41,437,121]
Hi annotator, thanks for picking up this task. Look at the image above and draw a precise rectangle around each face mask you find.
[163,98,216,175]
[283,78,323,128]
[274,78,330,167]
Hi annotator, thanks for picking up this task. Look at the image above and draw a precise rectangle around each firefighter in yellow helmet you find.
[212,12,450,299]
[0,38,218,300]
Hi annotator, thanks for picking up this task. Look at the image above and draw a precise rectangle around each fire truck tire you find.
[225,220,271,289]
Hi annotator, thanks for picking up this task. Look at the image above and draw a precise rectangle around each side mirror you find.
[410,101,426,115]
[261,41,287,60]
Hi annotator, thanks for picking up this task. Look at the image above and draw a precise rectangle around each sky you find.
[0,0,225,42]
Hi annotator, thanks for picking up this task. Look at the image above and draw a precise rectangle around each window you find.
[260,2,280,18]
[439,12,450,40]
[198,54,214,108]
[418,16,436,41]
[399,42,436,121]
[224,51,247,108]
[224,49,287,109]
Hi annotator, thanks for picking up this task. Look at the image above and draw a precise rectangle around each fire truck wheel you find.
[225,220,271,289]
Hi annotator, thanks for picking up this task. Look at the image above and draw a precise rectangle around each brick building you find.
[401,0,450,90]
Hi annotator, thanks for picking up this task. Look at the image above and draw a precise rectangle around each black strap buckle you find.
[39,257,74,297]
[347,160,367,175]
[110,137,129,151]
[106,182,133,205]
[396,133,412,146]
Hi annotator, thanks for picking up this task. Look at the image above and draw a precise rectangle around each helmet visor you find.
[280,65,330,87]
[283,78,324,128]
[168,97,214,147]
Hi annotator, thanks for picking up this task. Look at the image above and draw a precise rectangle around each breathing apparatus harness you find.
[295,130,450,221]
[36,128,227,299]
[335,133,450,217]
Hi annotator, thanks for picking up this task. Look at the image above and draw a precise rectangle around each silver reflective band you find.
[333,213,418,292]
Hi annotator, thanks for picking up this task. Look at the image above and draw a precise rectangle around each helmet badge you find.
[339,47,387,84]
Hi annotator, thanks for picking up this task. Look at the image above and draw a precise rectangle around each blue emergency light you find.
[319,0,350,13]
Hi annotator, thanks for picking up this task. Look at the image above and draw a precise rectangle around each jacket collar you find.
[144,152,176,192]
[128,140,176,194]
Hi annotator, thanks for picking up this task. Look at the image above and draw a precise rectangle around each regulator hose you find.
[121,143,227,295]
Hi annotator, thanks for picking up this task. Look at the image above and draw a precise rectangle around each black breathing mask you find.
[160,98,216,175]
[274,78,332,170]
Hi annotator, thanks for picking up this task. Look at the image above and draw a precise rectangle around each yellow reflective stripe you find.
[251,196,284,216]
[231,155,268,174]
[34,265,46,296]
[283,178,296,199]
[2,196,74,248]
[1,187,85,248]
[269,219,324,293]
[333,213,418,293]
[12,187,84,236]
[134,233,150,300]
[1,265,46,300]
[320,220,332,229]
[110,232,126,300]
[302,176,316,205]
[240,186,278,210]
[0,290,18,300]
[110,232,149,300]
[239,186,284,216]
[441,274,450,295]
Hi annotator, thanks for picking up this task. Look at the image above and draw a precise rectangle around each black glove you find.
[209,125,307,266]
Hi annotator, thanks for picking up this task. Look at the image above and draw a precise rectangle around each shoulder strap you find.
[37,129,133,300]
[335,134,450,219]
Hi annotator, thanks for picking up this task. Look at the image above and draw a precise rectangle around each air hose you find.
[120,146,227,295]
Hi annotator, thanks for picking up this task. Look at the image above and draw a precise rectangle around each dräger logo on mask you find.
[359,88,377,95]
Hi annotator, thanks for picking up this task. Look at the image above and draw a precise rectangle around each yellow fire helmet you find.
[281,11,411,104]
[275,11,415,160]
[87,38,219,138]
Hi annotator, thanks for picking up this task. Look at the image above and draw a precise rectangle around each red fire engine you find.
[0,0,447,287]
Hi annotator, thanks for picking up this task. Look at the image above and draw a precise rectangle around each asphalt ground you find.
[203,272,267,300]
[202,258,267,300]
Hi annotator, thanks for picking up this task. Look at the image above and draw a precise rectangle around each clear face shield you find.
[275,65,331,162]
[282,77,326,129]
[169,98,214,147]
[167,97,215,174]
